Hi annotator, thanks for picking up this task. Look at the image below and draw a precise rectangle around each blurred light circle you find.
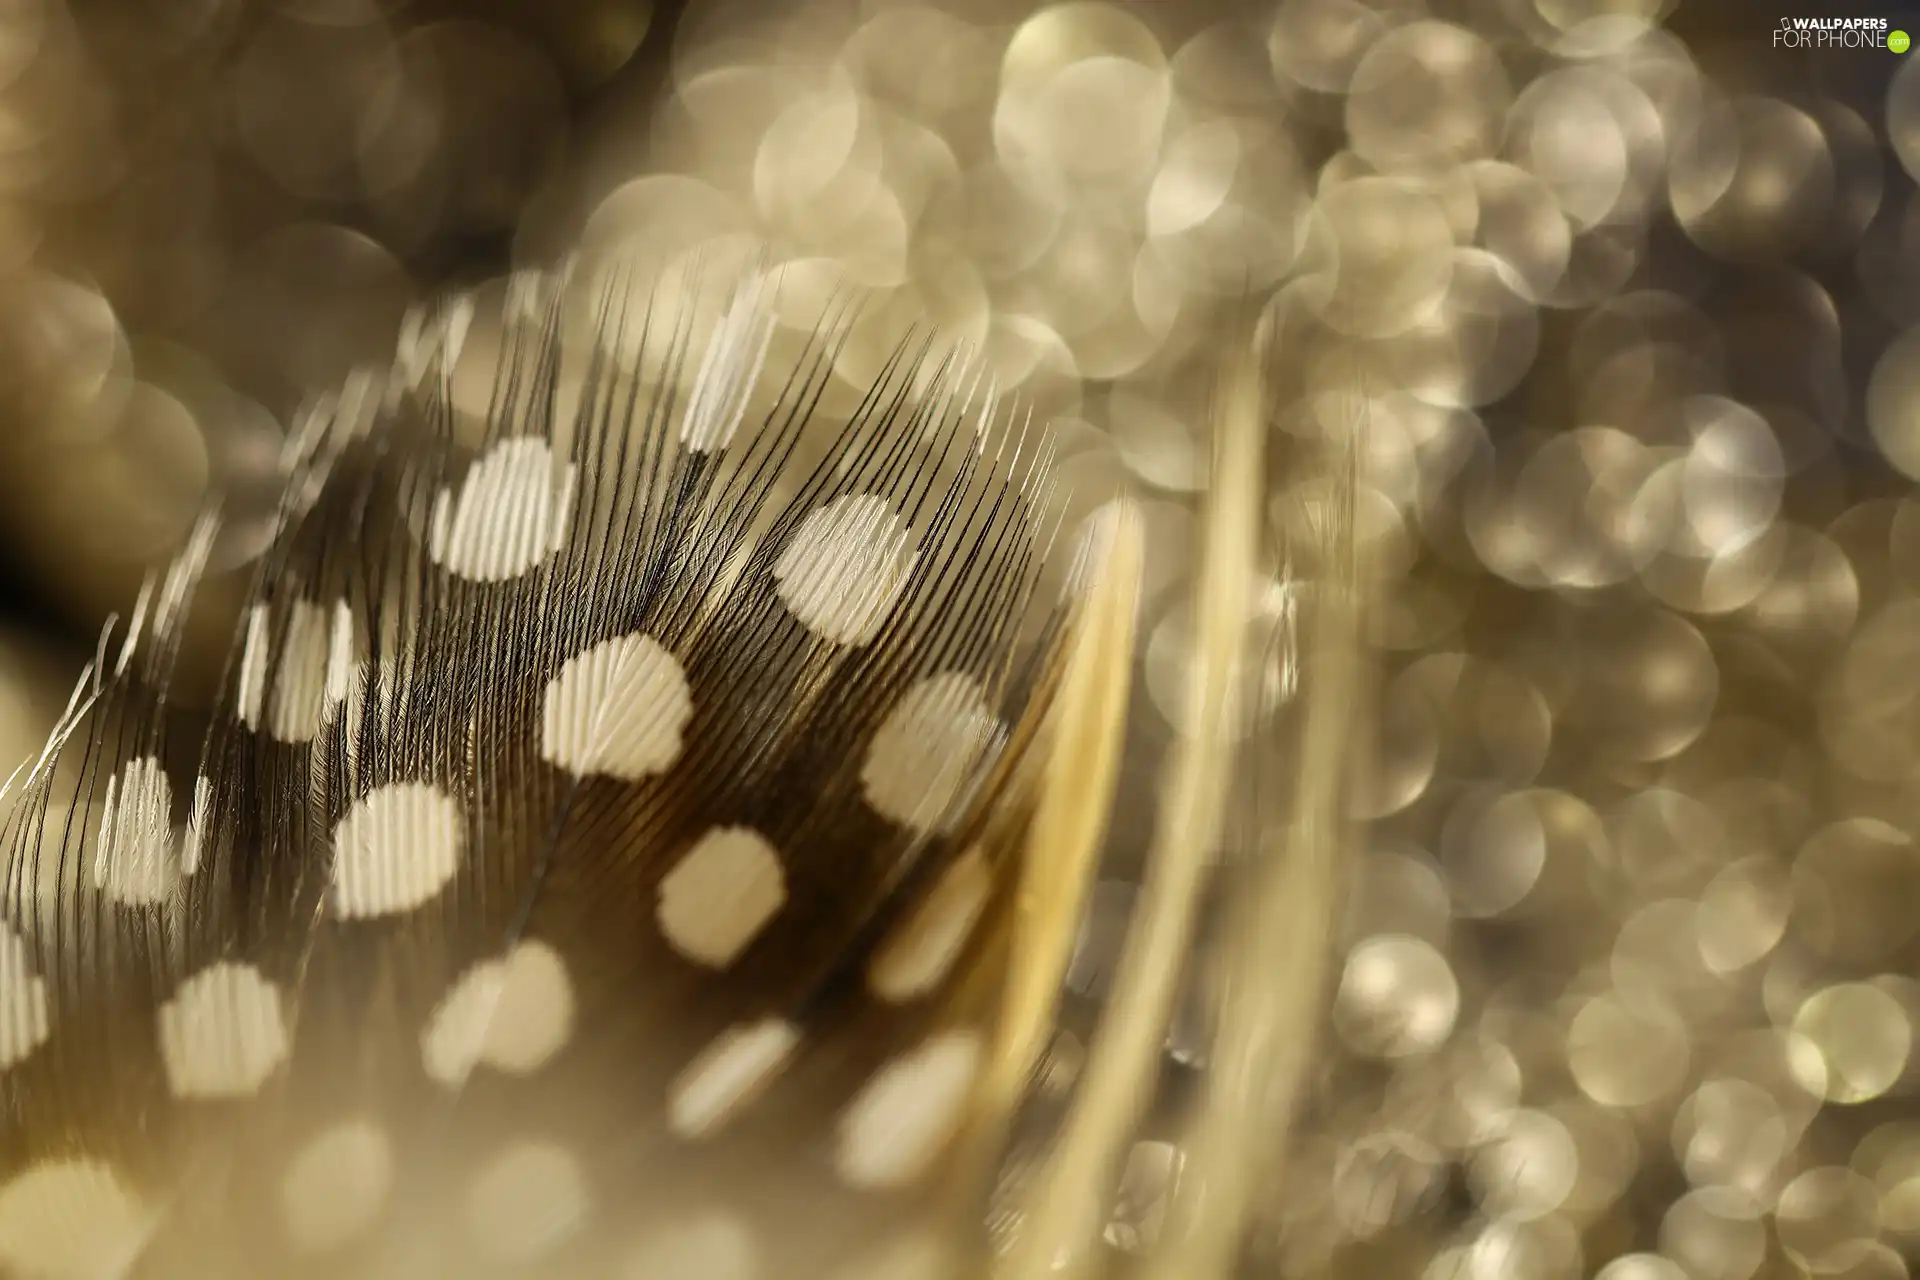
[1607,789,1724,896]
[365,21,569,248]
[1673,96,1837,262]
[1268,0,1385,95]
[1148,120,1240,238]
[233,14,404,201]
[581,175,749,279]
[1639,518,1786,617]
[1534,0,1676,35]
[1503,426,1672,589]
[1789,983,1911,1105]
[1005,204,1136,339]
[1568,990,1690,1107]
[1695,856,1792,975]
[1791,818,1920,964]
[1555,1097,1640,1219]
[0,271,129,437]
[1867,323,1920,481]
[1855,1122,1920,1241]
[1887,53,1920,187]
[1439,788,1546,919]
[1469,1108,1579,1221]
[1335,934,1461,1058]
[1352,666,1440,819]
[1680,397,1784,557]
[1594,1256,1686,1280]
[51,381,210,562]
[978,311,1083,424]
[1347,23,1510,176]
[1809,100,1885,252]
[1774,1167,1882,1273]
[994,4,1170,188]
[1298,176,1456,340]
[1144,600,1292,742]
[1395,654,1552,785]
[1348,845,1452,946]
[1568,607,1718,765]
[1147,122,1307,296]
[1424,1035,1524,1150]
[1613,899,1723,1014]
[1513,71,1630,231]
[1658,1188,1765,1280]
[1745,524,1858,647]
[1467,161,1571,304]
[1107,390,1199,497]
[1172,22,1281,112]
[1671,1078,1788,1193]
[842,4,993,125]
[210,222,412,405]
[753,72,876,245]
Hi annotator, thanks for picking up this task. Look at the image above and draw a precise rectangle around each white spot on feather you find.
[504,267,552,328]
[157,961,290,1098]
[867,847,993,1002]
[0,924,49,1071]
[395,294,474,394]
[835,1031,982,1190]
[94,755,178,906]
[180,774,212,877]
[465,1140,588,1264]
[666,1019,800,1140]
[280,1118,394,1254]
[0,1158,153,1278]
[427,437,577,583]
[860,673,1002,832]
[237,600,340,743]
[330,782,465,919]
[540,633,692,781]
[421,940,575,1084]
[622,1211,758,1280]
[657,827,786,969]
[236,603,269,731]
[772,494,918,645]
[325,654,403,779]
[681,271,775,453]
[324,600,356,715]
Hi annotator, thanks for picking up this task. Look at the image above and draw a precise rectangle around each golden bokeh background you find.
[3,0,1920,1276]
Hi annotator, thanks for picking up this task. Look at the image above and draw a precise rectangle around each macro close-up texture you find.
[2,0,1920,1278]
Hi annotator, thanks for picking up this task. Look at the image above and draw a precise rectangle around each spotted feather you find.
[0,261,1144,1279]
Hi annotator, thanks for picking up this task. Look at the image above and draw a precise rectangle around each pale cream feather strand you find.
[1144,396,1371,1280]
[966,499,1144,1170]
[1000,337,1266,1280]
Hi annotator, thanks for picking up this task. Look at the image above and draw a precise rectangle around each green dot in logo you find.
[1893,29,1912,52]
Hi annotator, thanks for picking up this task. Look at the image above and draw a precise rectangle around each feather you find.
[0,259,1138,1280]
[1000,320,1270,1280]
[1140,348,1370,1280]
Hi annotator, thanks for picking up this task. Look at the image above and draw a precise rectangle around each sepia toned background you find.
[4,0,1920,1275]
